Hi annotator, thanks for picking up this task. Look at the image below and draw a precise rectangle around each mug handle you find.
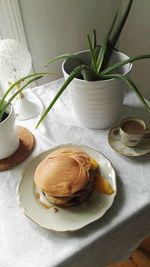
[111,126,120,141]
[144,128,150,140]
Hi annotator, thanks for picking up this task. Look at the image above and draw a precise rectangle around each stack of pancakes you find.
[34,147,97,207]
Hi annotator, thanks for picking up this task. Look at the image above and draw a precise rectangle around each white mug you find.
[0,104,20,159]
[119,117,150,147]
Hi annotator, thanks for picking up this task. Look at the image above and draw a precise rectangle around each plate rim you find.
[17,143,117,232]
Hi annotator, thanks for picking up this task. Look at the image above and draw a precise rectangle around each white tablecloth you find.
[0,79,150,267]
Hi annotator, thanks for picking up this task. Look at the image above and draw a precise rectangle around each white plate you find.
[17,144,116,232]
[108,126,150,157]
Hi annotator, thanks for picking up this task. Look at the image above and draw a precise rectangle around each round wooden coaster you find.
[0,126,35,171]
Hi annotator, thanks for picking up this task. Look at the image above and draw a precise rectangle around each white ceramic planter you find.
[62,50,132,129]
[0,104,19,159]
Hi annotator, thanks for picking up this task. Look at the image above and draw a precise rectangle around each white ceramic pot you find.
[0,104,19,159]
[62,50,132,129]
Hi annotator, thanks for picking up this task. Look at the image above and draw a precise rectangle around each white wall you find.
[119,0,150,98]
[19,0,121,84]
[1,0,149,98]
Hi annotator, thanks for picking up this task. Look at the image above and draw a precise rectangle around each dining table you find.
[0,78,150,267]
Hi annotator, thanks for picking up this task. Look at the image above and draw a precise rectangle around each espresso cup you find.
[119,117,150,147]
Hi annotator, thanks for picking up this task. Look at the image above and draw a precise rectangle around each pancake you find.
[43,171,95,206]
[34,147,97,207]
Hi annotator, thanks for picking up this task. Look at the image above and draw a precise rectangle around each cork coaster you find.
[0,126,35,171]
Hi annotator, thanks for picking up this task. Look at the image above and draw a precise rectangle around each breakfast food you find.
[34,147,98,207]
[95,175,114,195]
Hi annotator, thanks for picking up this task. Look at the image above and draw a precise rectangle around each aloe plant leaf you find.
[110,0,133,48]
[96,11,118,73]
[101,73,150,113]
[7,76,43,104]
[44,54,85,67]
[0,75,43,121]
[94,45,101,60]
[102,0,133,69]
[0,72,53,108]
[87,33,97,72]
[101,54,150,75]
[93,29,97,50]
[81,66,96,81]
[36,65,85,128]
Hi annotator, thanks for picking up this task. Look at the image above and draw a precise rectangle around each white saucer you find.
[108,126,150,157]
[17,144,116,232]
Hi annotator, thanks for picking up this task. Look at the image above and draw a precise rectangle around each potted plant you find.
[0,72,51,159]
[36,0,150,129]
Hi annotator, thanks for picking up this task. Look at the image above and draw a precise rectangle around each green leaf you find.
[87,33,97,72]
[101,73,150,113]
[36,65,85,128]
[44,54,85,67]
[0,72,53,109]
[93,29,97,50]
[102,0,133,69]
[81,66,96,81]
[7,76,43,104]
[101,54,150,75]
[94,45,101,60]
[0,75,43,121]
[96,11,118,73]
